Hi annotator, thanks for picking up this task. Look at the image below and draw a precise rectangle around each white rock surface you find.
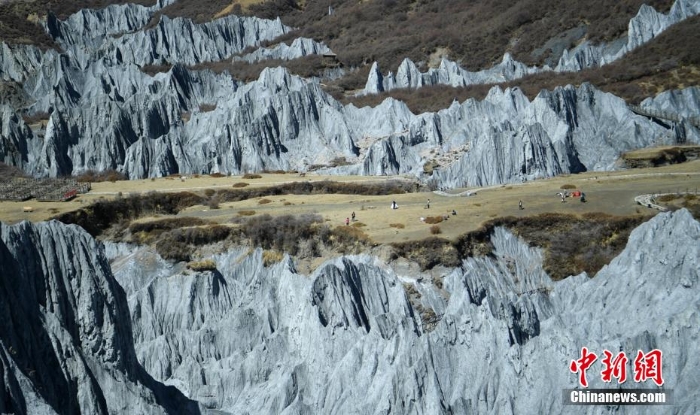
[232,38,333,63]
[1,0,699,188]
[104,209,700,414]
[0,220,201,414]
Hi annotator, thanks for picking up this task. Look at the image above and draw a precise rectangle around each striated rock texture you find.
[0,221,201,414]
[232,37,333,63]
[2,53,695,185]
[362,54,542,95]
[0,0,699,187]
[361,0,700,94]
[106,209,700,414]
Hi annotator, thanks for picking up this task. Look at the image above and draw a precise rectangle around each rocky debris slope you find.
[361,0,700,94]
[107,209,700,414]
[0,221,201,414]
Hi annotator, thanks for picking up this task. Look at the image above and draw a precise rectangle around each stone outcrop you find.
[103,209,700,414]
[0,221,200,414]
[362,54,541,94]
[1,60,696,185]
[361,0,700,94]
[1,0,699,188]
[232,37,333,63]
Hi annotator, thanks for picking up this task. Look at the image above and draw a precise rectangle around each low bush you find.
[324,225,371,254]
[424,216,443,224]
[262,250,284,266]
[187,259,217,271]
[56,191,204,236]
[560,184,577,189]
[392,237,461,270]
[75,169,127,183]
[216,180,416,204]
[389,223,405,229]
[258,198,272,204]
[209,172,225,178]
[130,217,210,234]
[238,210,256,216]
[429,225,441,235]
[232,182,249,188]
[243,214,323,255]
[243,173,262,179]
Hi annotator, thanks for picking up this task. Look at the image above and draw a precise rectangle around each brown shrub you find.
[258,198,272,204]
[129,217,210,234]
[238,210,256,216]
[429,225,441,235]
[209,172,225,178]
[75,169,127,183]
[187,259,217,271]
[0,162,27,179]
[392,237,460,270]
[208,196,220,209]
[424,216,444,224]
[243,213,323,255]
[324,225,371,254]
[656,194,677,203]
[56,191,205,237]
[390,223,405,229]
[232,182,249,188]
[262,250,284,267]
[560,184,577,189]
[243,173,262,179]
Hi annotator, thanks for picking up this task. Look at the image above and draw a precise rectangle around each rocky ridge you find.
[101,208,699,414]
[0,1,699,187]
[361,0,700,94]
[232,37,332,64]
[2,55,697,184]
[0,220,201,414]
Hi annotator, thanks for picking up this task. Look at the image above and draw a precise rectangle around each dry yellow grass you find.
[2,162,699,245]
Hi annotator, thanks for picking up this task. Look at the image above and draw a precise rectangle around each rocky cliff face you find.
[2,54,694,185]
[102,209,700,414]
[0,221,201,414]
[0,1,699,187]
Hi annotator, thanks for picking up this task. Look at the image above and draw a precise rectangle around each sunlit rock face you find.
[105,209,700,414]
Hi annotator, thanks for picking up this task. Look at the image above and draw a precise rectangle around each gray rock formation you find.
[1,60,695,185]
[362,54,542,94]
[555,0,700,71]
[232,38,333,63]
[1,0,699,187]
[361,0,700,94]
[105,209,700,414]
[0,221,201,414]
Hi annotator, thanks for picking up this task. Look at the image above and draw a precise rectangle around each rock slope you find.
[0,1,699,187]
[105,209,700,414]
[0,221,201,414]
[361,0,700,94]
